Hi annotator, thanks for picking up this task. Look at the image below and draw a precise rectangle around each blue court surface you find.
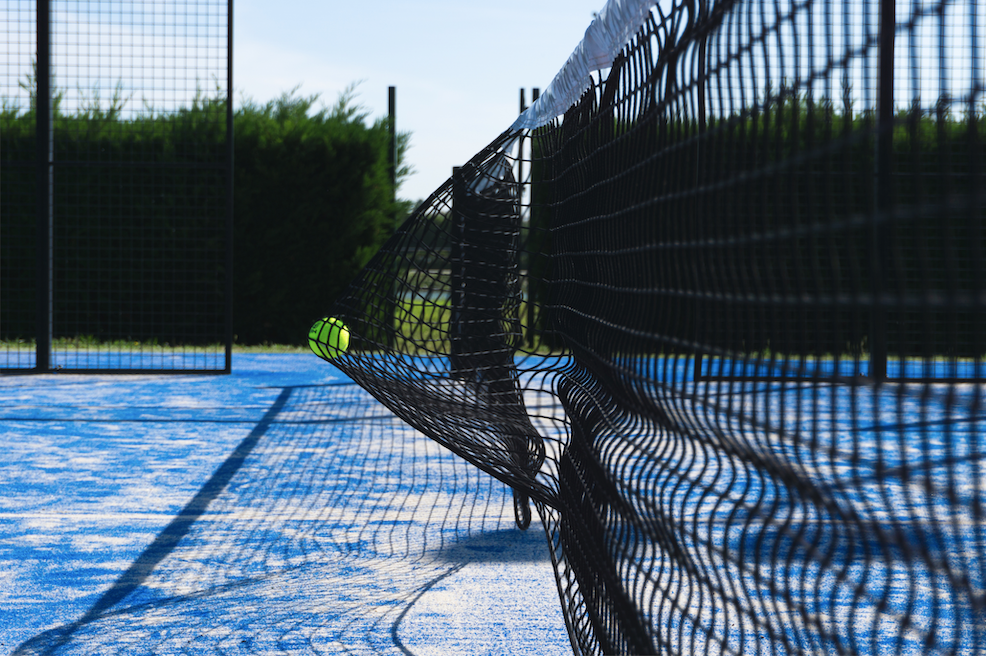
[0,355,570,655]
[4,353,984,655]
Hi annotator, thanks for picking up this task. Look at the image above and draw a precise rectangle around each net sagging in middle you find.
[314,0,986,654]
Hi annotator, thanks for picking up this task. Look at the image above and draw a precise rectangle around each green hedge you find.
[0,89,412,346]
[233,91,412,344]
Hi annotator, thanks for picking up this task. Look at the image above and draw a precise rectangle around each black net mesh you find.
[313,0,986,653]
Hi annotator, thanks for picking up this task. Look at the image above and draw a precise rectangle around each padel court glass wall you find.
[1,0,233,373]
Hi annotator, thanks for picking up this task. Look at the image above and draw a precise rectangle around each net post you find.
[35,0,52,373]
[525,88,540,349]
[871,0,895,381]
[450,166,464,359]
[519,89,528,346]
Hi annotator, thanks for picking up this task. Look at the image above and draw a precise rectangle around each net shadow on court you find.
[9,381,565,655]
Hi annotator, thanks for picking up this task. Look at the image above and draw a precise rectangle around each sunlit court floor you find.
[0,354,570,655]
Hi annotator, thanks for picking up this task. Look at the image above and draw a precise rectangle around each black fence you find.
[1,0,232,373]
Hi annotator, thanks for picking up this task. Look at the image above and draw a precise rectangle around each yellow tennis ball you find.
[308,317,350,360]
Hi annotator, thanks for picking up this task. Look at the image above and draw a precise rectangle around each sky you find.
[6,0,977,204]
[220,0,986,205]
[234,0,611,203]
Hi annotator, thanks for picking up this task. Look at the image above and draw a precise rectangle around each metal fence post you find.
[35,0,52,372]
[384,86,397,349]
[871,0,895,380]
[225,0,235,373]
[525,88,540,348]
[388,86,397,190]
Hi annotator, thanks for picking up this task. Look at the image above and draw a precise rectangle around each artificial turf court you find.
[3,352,984,653]
[0,354,569,655]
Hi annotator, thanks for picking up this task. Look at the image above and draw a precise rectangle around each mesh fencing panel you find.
[1,0,231,372]
[313,0,986,653]
[1,0,39,369]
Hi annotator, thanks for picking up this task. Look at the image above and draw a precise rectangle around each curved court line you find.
[12,388,292,656]
[389,563,467,656]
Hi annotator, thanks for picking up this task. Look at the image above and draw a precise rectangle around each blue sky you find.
[6,0,977,203]
[234,0,609,202]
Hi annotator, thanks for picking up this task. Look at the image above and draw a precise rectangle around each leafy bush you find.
[0,84,414,346]
[234,88,413,345]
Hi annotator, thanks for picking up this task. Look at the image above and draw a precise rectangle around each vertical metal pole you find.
[694,31,708,382]
[224,0,234,373]
[518,88,526,191]
[518,89,528,345]
[450,166,464,358]
[388,86,397,193]
[35,0,52,372]
[871,0,894,380]
[384,85,397,349]
[525,88,540,348]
